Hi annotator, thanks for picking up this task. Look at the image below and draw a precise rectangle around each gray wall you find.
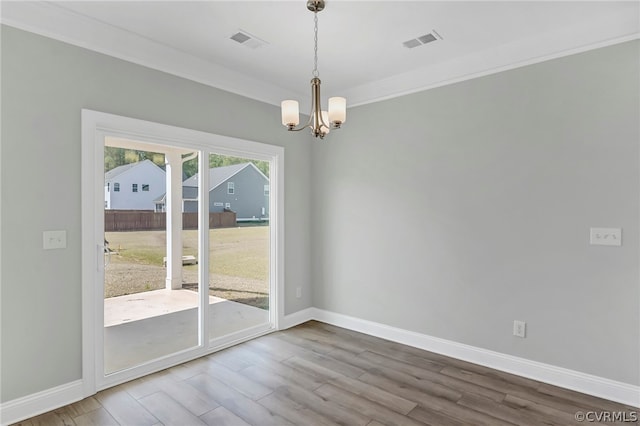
[0,25,312,402]
[311,41,639,385]
[2,22,638,405]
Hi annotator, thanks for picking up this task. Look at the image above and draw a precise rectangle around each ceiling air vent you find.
[229,30,269,49]
[403,30,442,49]
[402,39,422,49]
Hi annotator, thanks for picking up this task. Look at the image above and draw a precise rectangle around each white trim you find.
[0,380,84,426]
[279,307,640,407]
[345,33,640,107]
[0,2,298,107]
[279,307,316,330]
[82,110,285,393]
[1,2,636,107]
[80,111,98,399]
[209,323,274,350]
[198,152,210,350]
[6,307,638,424]
[0,326,278,426]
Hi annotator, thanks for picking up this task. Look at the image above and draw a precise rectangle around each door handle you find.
[97,244,111,271]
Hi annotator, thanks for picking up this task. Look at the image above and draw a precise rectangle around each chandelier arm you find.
[319,110,330,129]
[287,124,312,133]
[286,105,314,132]
[286,115,314,132]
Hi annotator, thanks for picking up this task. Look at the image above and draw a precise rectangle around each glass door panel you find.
[207,154,271,340]
[103,145,200,374]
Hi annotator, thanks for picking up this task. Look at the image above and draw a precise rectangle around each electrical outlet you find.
[513,320,526,338]
[296,287,302,298]
[590,227,622,246]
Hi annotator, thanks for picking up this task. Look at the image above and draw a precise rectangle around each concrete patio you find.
[104,289,269,373]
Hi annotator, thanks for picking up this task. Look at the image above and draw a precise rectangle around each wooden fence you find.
[104,210,236,232]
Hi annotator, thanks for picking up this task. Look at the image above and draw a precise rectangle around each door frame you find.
[81,109,285,395]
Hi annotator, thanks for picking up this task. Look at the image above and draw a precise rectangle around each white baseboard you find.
[3,308,637,425]
[280,307,316,330]
[284,307,639,408]
[0,380,84,426]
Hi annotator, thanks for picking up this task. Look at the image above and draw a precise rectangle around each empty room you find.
[1,1,638,425]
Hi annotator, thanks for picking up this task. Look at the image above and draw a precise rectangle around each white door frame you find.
[81,109,285,395]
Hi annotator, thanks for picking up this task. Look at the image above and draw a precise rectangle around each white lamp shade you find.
[281,100,299,126]
[328,97,346,124]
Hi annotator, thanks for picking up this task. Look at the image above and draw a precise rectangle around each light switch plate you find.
[590,227,621,246]
[43,230,67,250]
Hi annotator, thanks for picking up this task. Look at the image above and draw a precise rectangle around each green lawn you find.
[106,227,268,279]
[104,226,269,308]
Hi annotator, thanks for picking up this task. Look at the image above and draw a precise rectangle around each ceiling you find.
[2,1,638,108]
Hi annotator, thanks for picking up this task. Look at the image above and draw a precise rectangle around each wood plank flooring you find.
[13,321,638,425]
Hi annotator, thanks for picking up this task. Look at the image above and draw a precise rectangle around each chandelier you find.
[281,0,346,139]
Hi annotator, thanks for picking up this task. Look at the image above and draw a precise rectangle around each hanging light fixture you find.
[281,0,346,139]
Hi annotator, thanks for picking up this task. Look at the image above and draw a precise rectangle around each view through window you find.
[102,145,271,373]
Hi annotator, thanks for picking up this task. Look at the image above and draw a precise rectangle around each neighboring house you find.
[104,159,166,210]
[155,163,269,221]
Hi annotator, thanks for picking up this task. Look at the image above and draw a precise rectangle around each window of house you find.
[106,182,110,192]
[225,202,231,209]
[264,184,270,196]
[132,184,138,192]
[105,201,108,208]
[213,202,223,207]
[142,184,149,191]
[114,183,120,192]
[227,182,234,194]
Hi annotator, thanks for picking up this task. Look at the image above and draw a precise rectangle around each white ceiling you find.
[2,1,638,107]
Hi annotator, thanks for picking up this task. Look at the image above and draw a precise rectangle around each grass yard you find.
[105,226,269,309]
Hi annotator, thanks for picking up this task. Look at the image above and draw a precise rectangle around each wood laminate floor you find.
[13,321,638,426]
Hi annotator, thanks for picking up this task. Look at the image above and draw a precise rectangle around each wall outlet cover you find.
[513,320,526,338]
[590,227,622,246]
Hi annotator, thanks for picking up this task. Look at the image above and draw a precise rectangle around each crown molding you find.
[0,1,298,107]
[344,9,639,107]
[1,1,638,108]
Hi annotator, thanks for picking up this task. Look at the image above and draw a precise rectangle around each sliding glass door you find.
[82,110,283,392]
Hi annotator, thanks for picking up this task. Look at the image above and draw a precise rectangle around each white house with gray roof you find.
[155,162,269,221]
[104,159,166,210]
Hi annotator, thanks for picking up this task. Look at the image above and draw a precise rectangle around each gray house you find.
[155,162,269,221]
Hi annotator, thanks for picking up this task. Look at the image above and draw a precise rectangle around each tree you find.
[183,156,198,178]
[104,146,126,171]
[104,147,165,172]
[104,148,269,179]
[209,154,269,177]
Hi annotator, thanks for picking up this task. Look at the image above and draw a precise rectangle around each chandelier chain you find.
[313,12,319,77]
